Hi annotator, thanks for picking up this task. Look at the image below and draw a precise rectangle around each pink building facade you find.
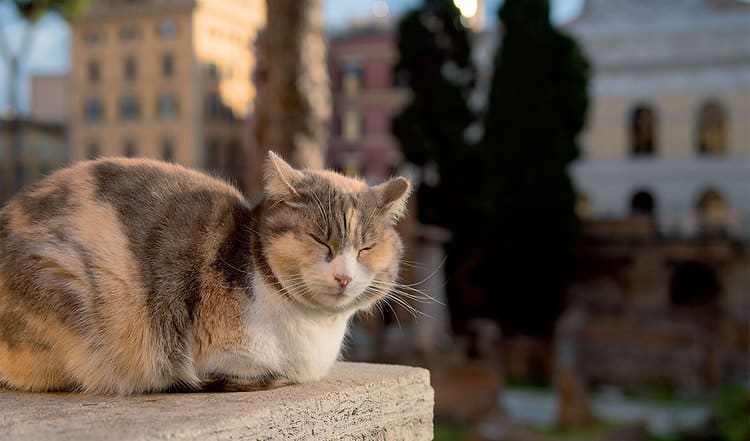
[326,25,407,183]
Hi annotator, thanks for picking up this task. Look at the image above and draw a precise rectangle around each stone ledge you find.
[0,362,434,441]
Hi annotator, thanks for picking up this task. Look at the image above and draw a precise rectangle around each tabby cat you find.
[0,151,410,394]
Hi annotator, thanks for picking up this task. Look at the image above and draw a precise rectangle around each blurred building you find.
[69,0,264,185]
[557,0,750,396]
[29,74,70,124]
[0,118,67,203]
[569,0,750,238]
[1,73,71,203]
[326,22,407,183]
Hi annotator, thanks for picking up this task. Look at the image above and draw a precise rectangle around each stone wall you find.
[0,362,434,441]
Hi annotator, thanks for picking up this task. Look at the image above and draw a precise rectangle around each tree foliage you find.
[8,0,90,21]
[392,0,477,231]
[480,0,590,336]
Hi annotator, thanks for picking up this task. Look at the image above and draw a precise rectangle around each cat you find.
[0,151,410,394]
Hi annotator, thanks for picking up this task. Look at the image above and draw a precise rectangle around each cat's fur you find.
[0,152,410,394]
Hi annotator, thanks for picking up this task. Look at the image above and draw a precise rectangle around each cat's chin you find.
[308,289,361,313]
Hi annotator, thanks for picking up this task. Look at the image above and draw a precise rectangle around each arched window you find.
[669,261,720,309]
[696,188,729,235]
[630,104,656,156]
[631,190,655,217]
[697,100,726,155]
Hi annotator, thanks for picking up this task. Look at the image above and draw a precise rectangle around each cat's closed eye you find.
[358,246,374,258]
[309,234,333,261]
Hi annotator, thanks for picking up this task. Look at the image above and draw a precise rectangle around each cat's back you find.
[1,157,245,240]
[0,158,247,393]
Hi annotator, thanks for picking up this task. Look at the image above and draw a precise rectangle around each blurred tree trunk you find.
[252,0,330,179]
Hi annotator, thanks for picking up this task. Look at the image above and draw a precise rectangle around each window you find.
[157,92,178,119]
[332,115,342,138]
[87,141,100,160]
[206,138,220,170]
[161,53,174,77]
[342,109,362,143]
[157,20,177,39]
[119,25,138,42]
[124,56,137,80]
[669,262,720,308]
[205,93,220,120]
[162,138,175,162]
[37,135,54,160]
[84,97,104,123]
[15,163,24,188]
[221,103,235,121]
[120,95,140,121]
[341,62,363,96]
[226,139,243,181]
[343,158,361,178]
[697,100,727,155]
[88,60,100,83]
[630,104,656,156]
[696,189,729,235]
[123,140,137,158]
[84,30,102,46]
[631,190,655,217]
[39,162,52,177]
[206,63,219,80]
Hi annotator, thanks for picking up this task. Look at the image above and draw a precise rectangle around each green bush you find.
[713,386,750,441]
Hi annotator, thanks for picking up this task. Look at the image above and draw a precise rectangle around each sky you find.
[0,0,584,114]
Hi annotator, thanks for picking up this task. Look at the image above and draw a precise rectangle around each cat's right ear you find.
[264,151,304,202]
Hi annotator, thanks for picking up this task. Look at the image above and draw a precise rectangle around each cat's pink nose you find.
[334,273,352,288]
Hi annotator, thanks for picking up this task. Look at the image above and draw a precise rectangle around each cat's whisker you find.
[396,260,425,269]
[372,291,404,330]
[384,295,427,321]
[369,279,445,305]
[364,285,431,321]
[218,255,256,277]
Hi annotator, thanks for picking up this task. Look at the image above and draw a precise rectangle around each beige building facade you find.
[30,74,70,124]
[568,0,750,237]
[70,0,264,185]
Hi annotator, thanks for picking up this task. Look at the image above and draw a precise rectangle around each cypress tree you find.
[480,0,590,336]
[392,0,477,232]
[392,0,480,331]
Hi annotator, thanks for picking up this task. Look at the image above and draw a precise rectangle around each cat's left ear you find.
[372,177,411,223]
[264,151,304,202]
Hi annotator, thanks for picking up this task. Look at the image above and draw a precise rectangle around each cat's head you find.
[258,151,410,315]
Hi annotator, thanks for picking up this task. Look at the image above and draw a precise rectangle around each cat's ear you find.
[264,151,304,201]
[372,177,411,222]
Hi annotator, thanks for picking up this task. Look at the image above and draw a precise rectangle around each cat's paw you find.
[198,375,294,392]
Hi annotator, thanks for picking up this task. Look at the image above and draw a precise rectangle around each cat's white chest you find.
[245,281,350,382]
[274,312,349,381]
[196,280,351,383]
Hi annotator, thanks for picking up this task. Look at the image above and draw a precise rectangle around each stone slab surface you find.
[0,362,433,441]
